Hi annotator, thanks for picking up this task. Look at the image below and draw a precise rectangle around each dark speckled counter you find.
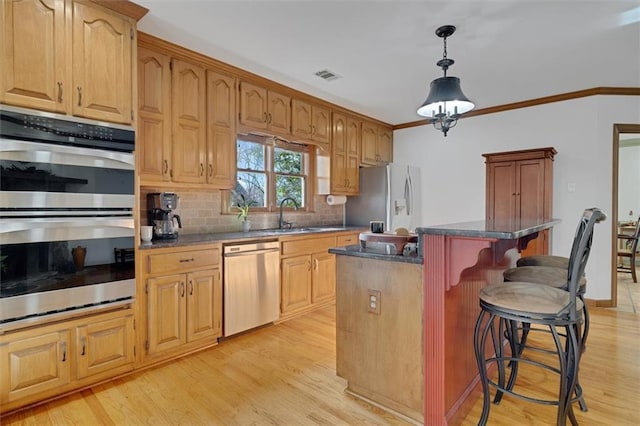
[328,244,422,264]
[139,226,366,249]
[416,218,561,239]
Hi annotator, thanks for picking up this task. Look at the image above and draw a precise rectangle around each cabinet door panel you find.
[1,0,66,112]
[75,315,134,379]
[345,118,360,193]
[186,269,221,342]
[292,99,312,139]
[487,161,516,224]
[312,105,331,146]
[1,330,71,403]
[378,127,393,163]
[71,1,132,123]
[239,81,267,129]
[268,90,290,134]
[330,112,347,193]
[361,121,378,165]
[312,252,336,303]
[172,59,205,183]
[281,255,312,313]
[147,274,186,354]
[206,70,236,188]
[516,159,545,223]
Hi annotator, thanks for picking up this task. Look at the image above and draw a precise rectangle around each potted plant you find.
[234,193,257,232]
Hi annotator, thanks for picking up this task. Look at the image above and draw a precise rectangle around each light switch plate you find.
[367,289,381,315]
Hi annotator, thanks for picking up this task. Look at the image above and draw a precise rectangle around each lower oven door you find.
[0,217,135,325]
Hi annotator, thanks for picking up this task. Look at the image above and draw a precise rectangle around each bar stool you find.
[474,208,606,426]
[516,255,569,268]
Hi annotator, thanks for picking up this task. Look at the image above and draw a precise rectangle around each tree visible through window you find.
[232,136,308,212]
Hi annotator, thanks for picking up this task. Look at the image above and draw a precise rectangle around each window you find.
[231,135,310,212]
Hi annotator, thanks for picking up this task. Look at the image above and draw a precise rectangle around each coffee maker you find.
[147,192,182,239]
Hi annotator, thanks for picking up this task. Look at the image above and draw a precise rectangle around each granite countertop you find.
[329,244,423,265]
[416,218,561,239]
[139,225,365,250]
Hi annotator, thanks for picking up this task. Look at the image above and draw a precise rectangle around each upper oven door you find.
[0,139,134,214]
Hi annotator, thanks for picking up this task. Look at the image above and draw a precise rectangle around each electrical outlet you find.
[367,289,381,315]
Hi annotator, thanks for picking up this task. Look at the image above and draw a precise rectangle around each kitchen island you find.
[332,219,559,425]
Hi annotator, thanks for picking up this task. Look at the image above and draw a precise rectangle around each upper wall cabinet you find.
[291,99,331,151]
[239,81,290,136]
[330,112,360,195]
[361,121,393,166]
[137,38,237,189]
[0,0,139,124]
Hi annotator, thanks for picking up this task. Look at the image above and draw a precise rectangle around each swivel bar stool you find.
[474,208,606,426]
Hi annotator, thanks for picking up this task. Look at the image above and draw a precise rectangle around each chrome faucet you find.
[279,197,299,229]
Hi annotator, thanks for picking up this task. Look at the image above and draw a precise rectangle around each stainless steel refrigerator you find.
[345,164,422,232]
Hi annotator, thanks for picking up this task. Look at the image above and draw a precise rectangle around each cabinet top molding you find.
[91,0,149,21]
[482,146,557,162]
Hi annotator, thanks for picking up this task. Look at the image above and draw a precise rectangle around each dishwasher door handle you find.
[224,248,280,258]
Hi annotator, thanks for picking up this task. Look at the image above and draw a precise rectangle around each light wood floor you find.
[2,304,639,425]
[616,269,639,313]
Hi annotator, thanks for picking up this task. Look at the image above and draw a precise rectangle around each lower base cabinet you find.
[140,244,222,364]
[0,308,134,413]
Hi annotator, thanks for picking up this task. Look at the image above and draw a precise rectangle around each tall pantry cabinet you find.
[483,147,556,255]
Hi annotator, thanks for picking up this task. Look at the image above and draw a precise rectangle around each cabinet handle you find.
[180,282,185,297]
[268,113,272,124]
[312,125,316,135]
[307,260,311,271]
[77,86,82,106]
[179,258,194,263]
[512,192,516,196]
[61,341,67,362]
[200,163,204,176]
[80,336,86,356]
[57,82,63,103]
[314,258,318,270]
[308,124,312,134]
[263,112,268,122]
[208,164,213,177]
[163,160,169,174]
[189,280,194,295]
[516,193,521,196]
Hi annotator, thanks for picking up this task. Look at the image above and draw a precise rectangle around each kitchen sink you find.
[272,227,341,234]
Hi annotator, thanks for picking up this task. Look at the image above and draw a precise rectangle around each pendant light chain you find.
[442,36,448,77]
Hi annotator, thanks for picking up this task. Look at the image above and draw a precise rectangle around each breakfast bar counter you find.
[332,219,558,425]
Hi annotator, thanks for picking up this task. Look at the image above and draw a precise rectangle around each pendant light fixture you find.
[417,25,474,137]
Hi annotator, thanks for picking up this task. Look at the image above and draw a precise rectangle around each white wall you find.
[394,95,640,300]
[618,143,640,222]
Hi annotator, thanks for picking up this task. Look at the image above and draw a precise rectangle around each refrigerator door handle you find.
[405,173,413,216]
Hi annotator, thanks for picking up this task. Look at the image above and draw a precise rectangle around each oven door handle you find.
[0,139,134,170]
[0,217,134,244]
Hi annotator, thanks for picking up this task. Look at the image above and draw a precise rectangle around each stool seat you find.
[481,282,584,320]
[516,255,569,269]
[503,266,586,289]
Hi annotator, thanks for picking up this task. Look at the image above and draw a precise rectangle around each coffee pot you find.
[147,192,182,239]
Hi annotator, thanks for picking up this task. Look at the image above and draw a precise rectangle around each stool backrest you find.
[565,208,607,318]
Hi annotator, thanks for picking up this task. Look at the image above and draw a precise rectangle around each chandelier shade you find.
[417,25,474,137]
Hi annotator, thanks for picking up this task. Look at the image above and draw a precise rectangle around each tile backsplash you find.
[140,188,343,234]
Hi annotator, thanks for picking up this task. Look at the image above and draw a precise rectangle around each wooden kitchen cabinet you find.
[1,0,139,124]
[239,80,291,136]
[291,99,331,150]
[484,147,556,255]
[0,308,134,413]
[331,112,360,195]
[206,70,237,189]
[361,121,393,166]
[279,235,337,319]
[137,46,172,182]
[171,58,206,184]
[141,244,222,363]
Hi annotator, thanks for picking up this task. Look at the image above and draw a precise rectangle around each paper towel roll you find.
[326,195,347,205]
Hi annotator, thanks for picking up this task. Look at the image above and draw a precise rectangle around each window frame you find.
[224,134,314,215]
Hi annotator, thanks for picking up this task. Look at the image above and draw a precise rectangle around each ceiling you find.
[135,0,640,126]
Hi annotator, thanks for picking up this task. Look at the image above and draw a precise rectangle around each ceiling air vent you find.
[315,69,340,81]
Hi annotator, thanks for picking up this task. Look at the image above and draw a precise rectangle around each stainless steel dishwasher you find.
[223,240,280,336]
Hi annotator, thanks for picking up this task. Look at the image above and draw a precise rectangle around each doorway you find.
[611,124,640,311]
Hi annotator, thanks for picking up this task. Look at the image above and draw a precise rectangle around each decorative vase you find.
[242,220,251,232]
[72,246,86,271]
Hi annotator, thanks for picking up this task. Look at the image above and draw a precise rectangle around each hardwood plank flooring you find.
[2,305,639,425]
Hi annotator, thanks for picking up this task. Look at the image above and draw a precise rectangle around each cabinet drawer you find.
[281,236,336,257]
[336,233,359,246]
[147,248,220,275]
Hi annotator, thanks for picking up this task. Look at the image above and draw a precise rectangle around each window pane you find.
[274,148,302,174]
[237,140,265,171]
[236,172,266,207]
[276,175,304,207]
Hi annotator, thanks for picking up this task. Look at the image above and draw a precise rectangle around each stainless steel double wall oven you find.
[0,105,136,327]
